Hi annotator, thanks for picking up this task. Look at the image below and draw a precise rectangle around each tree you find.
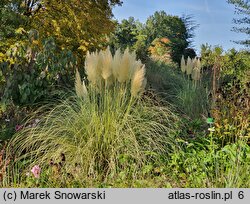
[228,0,250,47]
[148,37,172,63]
[108,17,149,61]
[109,17,140,52]
[0,0,122,60]
[144,11,193,63]
[0,1,26,55]
[183,48,196,60]
[108,11,196,63]
[32,0,122,56]
[181,14,199,47]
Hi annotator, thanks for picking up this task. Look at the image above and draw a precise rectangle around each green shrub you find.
[0,30,76,105]
[209,49,250,143]
[212,89,250,144]
[168,137,250,187]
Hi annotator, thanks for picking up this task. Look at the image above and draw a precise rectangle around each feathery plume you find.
[112,48,122,80]
[85,52,99,84]
[131,65,146,97]
[192,58,197,69]
[101,47,113,80]
[186,56,193,75]
[82,80,88,98]
[117,48,131,83]
[128,51,140,78]
[181,55,186,73]
[191,67,201,81]
[75,69,88,98]
[196,58,201,70]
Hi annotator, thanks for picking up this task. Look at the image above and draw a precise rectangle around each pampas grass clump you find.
[8,47,181,185]
[181,56,202,82]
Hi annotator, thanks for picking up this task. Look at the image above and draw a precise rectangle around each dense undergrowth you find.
[1,46,249,188]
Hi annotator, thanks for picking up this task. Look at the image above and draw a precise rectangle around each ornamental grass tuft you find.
[7,48,181,184]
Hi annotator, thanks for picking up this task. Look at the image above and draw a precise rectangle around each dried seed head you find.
[117,48,131,83]
[85,52,99,84]
[196,58,201,70]
[84,48,147,96]
[75,69,88,98]
[192,58,197,68]
[131,65,146,97]
[192,67,201,81]
[181,55,186,73]
[101,47,113,80]
[186,56,193,75]
[112,48,122,80]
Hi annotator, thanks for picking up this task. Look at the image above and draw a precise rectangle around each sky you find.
[112,0,247,53]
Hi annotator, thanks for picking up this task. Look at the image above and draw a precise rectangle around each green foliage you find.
[221,49,250,85]
[146,60,183,99]
[200,44,223,68]
[0,0,122,64]
[201,46,250,143]
[1,1,249,189]
[168,137,250,187]
[144,11,192,63]
[212,80,250,144]
[176,78,209,119]
[0,31,76,105]
[146,60,209,119]
[32,0,122,58]
[0,0,30,54]
[109,17,141,52]
[109,11,197,63]
[228,0,250,47]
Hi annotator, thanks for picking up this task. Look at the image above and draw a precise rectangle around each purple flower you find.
[15,124,23,132]
[31,165,41,178]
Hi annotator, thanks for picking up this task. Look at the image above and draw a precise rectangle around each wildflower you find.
[15,124,23,132]
[34,119,40,124]
[31,165,41,178]
[208,127,215,132]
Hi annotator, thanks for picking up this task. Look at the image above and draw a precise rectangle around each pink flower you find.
[15,124,23,132]
[31,165,41,178]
